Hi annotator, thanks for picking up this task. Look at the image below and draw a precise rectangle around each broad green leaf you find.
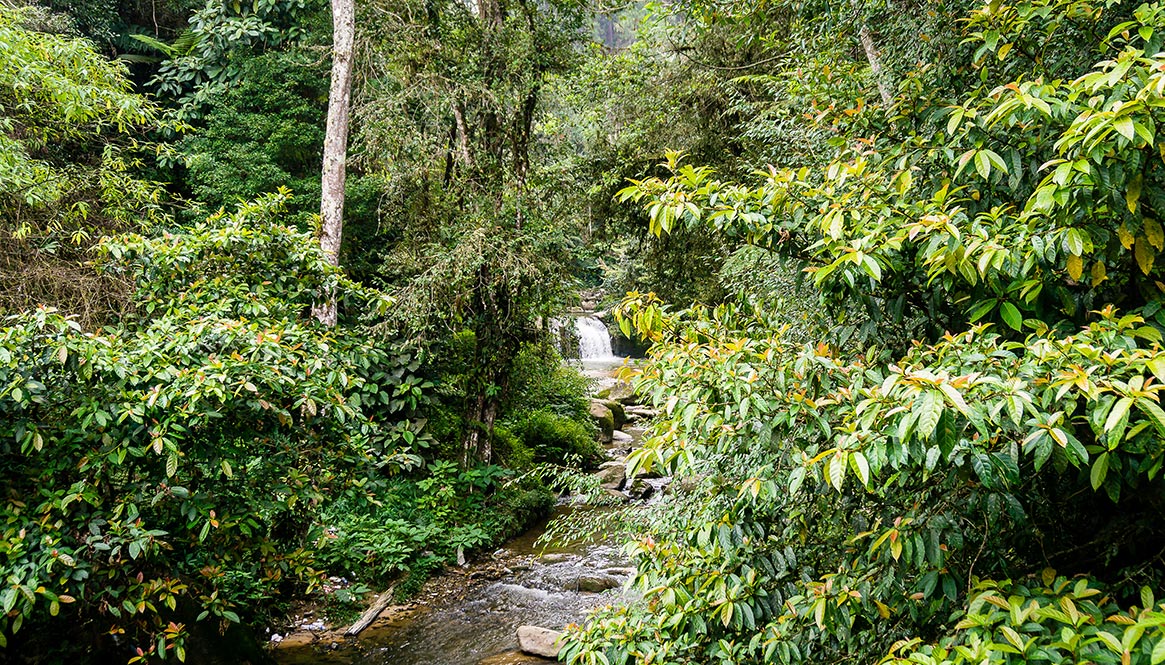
[1000,302,1023,331]
[916,391,944,439]
[1090,452,1109,490]
[850,451,870,486]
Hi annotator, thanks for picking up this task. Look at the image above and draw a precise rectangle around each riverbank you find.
[270,359,655,664]
[270,507,633,665]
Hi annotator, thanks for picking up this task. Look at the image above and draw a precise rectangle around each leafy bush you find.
[316,463,554,593]
[0,195,427,659]
[507,344,593,424]
[561,2,1165,664]
[515,410,603,467]
[493,423,535,469]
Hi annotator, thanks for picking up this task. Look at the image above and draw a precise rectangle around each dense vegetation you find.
[560,1,1165,664]
[6,0,1165,662]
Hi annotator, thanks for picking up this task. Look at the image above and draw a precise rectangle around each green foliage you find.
[561,1,1165,664]
[885,575,1165,665]
[141,0,323,119]
[514,410,603,468]
[0,195,426,658]
[318,463,554,587]
[177,49,327,225]
[507,343,593,423]
[0,6,174,322]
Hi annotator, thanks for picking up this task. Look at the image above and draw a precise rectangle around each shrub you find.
[516,410,604,467]
[0,195,428,658]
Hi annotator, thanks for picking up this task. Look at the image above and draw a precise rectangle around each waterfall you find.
[575,316,617,361]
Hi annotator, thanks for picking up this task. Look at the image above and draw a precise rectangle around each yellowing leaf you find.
[1067,254,1083,280]
[1092,260,1107,286]
[1119,223,1136,249]
[1127,173,1143,213]
[1146,218,1164,250]
[1136,236,1156,275]
[1042,567,1057,586]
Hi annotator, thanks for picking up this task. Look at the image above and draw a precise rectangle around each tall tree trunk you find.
[858,23,894,110]
[314,0,356,326]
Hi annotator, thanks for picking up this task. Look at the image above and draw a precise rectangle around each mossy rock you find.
[588,401,614,442]
[605,381,637,404]
[604,400,626,430]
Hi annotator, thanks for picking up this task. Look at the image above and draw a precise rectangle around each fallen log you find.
[344,585,396,636]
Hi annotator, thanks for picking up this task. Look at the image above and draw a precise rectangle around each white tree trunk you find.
[313,0,355,326]
[858,23,894,110]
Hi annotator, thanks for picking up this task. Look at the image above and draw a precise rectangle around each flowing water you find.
[273,511,631,665]
[272,324,642,665]
[575,317,617,362]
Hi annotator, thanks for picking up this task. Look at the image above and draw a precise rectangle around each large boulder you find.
[595,461,625,490]
[597,381,637,404]
[588,401,614,442]
[604,400,627,430]
[517,626,564,658]
[575,574,622,593]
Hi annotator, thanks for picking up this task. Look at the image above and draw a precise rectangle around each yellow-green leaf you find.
[1146,218,1164,250]
[1067,254,1083,280]
[1136,236,1156,275]
[1119,223,1136,249]
[1127,173,1143,213]
[1092,260,1107,286]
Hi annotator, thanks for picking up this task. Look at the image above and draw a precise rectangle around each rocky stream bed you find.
[270,358,660,665]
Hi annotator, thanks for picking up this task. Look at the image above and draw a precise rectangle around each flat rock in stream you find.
[611,430,633,445]
[575,574,622,593]
[479,651,555,665]
[595,461,625,489]
[517,625,565,658]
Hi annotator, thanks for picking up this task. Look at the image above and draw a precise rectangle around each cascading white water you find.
[575,316,617,361]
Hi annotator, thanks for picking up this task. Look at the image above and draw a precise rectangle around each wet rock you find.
[540,553,571,563]
[273,631,315,649]
[602,381,638,404]
[595,461,625,489]
[626,478,655,501]
[479,651,554,665]
[603,567,636,577]
[517,625,565,658]
[575,574,621,593]
[589,401,614,442]
[611,430,633,445]
[602,488,630,502]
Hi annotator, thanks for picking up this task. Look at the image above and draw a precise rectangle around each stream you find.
[273,508,633,665]
[272,315,648,665]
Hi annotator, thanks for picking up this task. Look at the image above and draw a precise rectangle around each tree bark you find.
[313,0,356,326]
[858,23,894,110]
